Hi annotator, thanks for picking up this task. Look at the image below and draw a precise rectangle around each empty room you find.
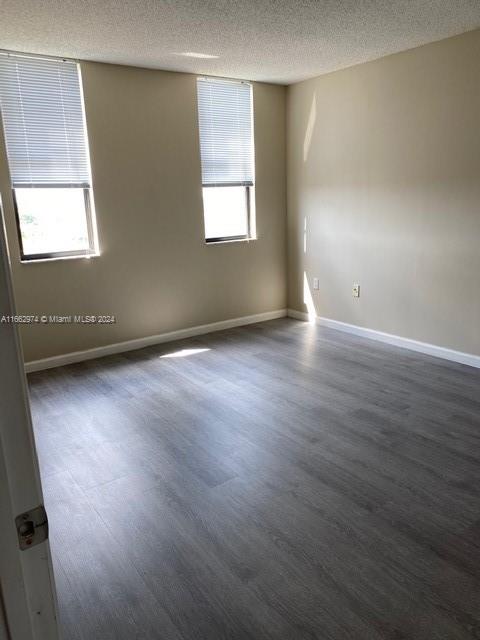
[1,1,480,638]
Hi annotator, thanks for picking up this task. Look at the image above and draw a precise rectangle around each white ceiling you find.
[2,1,480,84]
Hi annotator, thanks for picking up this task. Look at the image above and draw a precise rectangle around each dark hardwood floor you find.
[28,318,480,639]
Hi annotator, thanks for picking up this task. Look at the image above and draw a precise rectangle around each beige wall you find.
[287,28,480,356]
[3,30,479,362]
[0,62,287,361]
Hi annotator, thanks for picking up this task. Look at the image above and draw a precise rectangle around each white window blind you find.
[0,53,90,187]
[197,77,254,186]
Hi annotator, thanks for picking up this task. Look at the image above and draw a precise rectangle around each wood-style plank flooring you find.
[28,319,480,639]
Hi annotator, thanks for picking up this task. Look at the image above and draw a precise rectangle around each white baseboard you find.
[285,308,308,321]
[287,308,480,369]
[26,307,480,372]
[25,309,287,373]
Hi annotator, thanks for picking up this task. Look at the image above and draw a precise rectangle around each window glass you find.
[15,188,91,256]
[203,186,249,240]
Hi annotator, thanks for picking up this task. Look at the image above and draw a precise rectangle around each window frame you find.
[203,183,252,244]
[0,52,98,262]
[12,184,97,262]
[196,76,255,244]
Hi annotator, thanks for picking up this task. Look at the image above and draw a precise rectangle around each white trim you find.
[25,309,287,372]
[287,309,480,369]
[0,189,59,636]
[286,308,309,321]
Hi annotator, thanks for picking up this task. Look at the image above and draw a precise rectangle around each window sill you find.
[20,253,100,265]
[205,237,256,246]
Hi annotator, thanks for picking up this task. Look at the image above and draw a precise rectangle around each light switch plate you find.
[353,283,360,298]
[313,277,319,290]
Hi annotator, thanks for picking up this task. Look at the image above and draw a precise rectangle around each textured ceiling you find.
[2,1,480,84]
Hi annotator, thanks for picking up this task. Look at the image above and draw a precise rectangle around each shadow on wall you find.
[302,93,318,322]
[303,271,316,324]
[303,213,317,323]
[303,216,307,254]
[303,93,316,163]
[300,92,352,324]
[300,92,361,329]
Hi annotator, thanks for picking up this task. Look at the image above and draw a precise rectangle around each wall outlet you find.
[352,283,360,298]
[313,277,319,290]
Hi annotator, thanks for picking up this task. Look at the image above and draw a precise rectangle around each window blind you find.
[197,77,254,186]
[0,53,90,187]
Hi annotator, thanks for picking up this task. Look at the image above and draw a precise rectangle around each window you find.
[196,77,255,242]
[0,53,97,261]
